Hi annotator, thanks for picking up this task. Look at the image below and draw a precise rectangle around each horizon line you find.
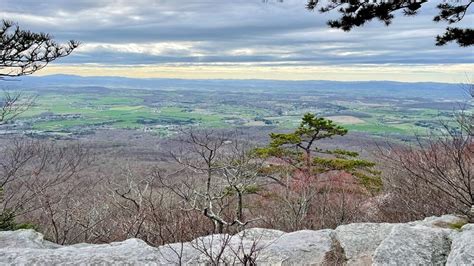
[22,73,474,85]
[30,63,473,84]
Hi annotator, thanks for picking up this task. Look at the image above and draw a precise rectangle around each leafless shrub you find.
[378,116,473,221]
[190,233,234,265]
[1,138,90,213]
[228,230,274,266]
[0,90,35,125]
[254,170,370,231]
[0,137,93,242]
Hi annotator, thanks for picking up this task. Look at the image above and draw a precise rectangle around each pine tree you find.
[255,113,382,193]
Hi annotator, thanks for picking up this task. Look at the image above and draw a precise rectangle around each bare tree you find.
[0,90,35,125]
[157,129,262,234]
[379,85,473,221]
[0,20,79,229]
[105,168,170,244]
[0,138,91,233]
[380,132,473,220]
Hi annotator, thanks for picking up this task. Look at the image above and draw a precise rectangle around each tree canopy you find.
[256,113,382,193]
[305,0,473,47]
[0,20,79,79]
[0,19,77,124]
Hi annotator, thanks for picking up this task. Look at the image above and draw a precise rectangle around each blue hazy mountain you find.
[4,74,469,100]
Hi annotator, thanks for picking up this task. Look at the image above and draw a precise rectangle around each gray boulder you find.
[373,224,452,265]
[0,229,59,249]
[0,230,162,265]
[162,229,343,265]
[335,223,395,265]
[157,241,198,265]
[256,229,345,265]
[236,227,285,241]
[157,229,286,265]
[1,216,473,265]
[410,214,468,229]
[447,224,474,265]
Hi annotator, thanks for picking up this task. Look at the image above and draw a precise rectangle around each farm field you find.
[3,76,471,140]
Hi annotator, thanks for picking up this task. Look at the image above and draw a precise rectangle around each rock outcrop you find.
[0,215,472,265]
[372,224,452,265]
[447,224,474,264]
[335,222,395,265]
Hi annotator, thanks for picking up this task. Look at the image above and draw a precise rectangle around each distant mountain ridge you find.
[2,74,470,100]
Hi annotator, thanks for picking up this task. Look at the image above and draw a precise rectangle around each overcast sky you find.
[2,0,473,82]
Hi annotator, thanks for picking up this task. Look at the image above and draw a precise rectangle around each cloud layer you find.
[2,0,473,80]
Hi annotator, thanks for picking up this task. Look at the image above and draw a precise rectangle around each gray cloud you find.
[2,0,473,66]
